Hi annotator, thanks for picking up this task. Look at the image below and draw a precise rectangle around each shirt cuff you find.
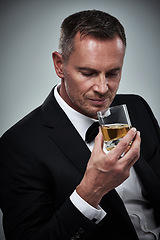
[70,190,106,224]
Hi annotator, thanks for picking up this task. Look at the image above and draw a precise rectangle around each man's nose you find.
[92,75,108,95]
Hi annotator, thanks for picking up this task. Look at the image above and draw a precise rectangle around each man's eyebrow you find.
[76,67,99,72]
[77,67,121,72]
[108,67,121,72]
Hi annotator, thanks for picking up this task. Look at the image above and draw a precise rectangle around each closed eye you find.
[81,72,95,77]
[77,67,98,78]
[106,70,120,78]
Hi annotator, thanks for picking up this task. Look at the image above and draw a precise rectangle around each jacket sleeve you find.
[0,132,99,240]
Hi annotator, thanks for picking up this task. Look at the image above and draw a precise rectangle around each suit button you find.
[75,232,80,238]
[79,227,84,234]
[71,227,85,239]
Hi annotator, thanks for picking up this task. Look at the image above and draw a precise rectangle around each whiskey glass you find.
[97,104,132,151]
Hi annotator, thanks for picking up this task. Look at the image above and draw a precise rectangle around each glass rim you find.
[97,104,131,126]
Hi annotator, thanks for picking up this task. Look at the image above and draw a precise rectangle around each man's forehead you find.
[71,33,125,59]
[72,33,125,56]
[74,31,123,45]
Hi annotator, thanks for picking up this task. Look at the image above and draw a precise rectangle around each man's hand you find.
[76,127,141,208]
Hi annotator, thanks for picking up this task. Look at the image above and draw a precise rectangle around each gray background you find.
[0,0,160,239]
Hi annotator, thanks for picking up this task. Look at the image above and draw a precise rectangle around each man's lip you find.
[89,98,107,105]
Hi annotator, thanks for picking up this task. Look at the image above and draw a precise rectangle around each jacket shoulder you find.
[114,93,145,104]
[0,106,42,143]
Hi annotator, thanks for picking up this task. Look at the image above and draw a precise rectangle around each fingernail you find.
[131,127,137,132]
[137,131,140,136]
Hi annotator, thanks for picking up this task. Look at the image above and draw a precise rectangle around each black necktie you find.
[85,122,99,143]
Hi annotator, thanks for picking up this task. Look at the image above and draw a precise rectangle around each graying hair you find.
[58,10,126,62]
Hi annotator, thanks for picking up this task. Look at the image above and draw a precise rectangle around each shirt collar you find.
[54,84,97,141]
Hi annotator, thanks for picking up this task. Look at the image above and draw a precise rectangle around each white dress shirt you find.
[54,85,160,239]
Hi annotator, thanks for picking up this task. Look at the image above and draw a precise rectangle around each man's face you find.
[60,33,125,119]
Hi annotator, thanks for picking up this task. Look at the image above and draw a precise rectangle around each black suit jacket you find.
[0,88,160,240]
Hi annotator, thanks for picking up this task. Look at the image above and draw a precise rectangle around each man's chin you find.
[82,107,103,119]
[76,101,111,118]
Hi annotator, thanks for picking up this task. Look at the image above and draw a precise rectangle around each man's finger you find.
[109,127,138,159]
[93,127,104,151]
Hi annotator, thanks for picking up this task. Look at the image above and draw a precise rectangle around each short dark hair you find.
[59,10,126,62]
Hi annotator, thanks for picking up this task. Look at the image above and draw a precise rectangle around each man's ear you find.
[52,51,64,78]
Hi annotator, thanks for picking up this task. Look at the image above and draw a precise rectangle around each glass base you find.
[105,138,121,151]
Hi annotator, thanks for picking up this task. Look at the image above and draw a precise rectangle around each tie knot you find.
[85,122,99,143]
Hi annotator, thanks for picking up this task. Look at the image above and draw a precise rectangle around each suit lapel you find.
[49,115,91,174]
[134,152,160,204]
[42,88,91,174]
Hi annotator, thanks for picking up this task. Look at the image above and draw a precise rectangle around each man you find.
[0,10,160,240]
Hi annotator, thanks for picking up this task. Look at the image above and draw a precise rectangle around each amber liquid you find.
[101,124,131,150]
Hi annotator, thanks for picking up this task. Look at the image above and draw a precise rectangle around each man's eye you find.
[106,72,119,77]
[109,73,117,76]
[81,72,93,77]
